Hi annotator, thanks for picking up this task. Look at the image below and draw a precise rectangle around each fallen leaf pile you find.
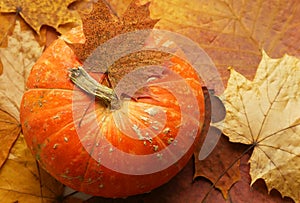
[0,0,300,202]
[0,0,84,37]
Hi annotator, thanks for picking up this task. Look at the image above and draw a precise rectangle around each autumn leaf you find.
[0,20,43,169]
[0,110,20,169]
[0,134,64,202]
[69,0,158,62]
[0,0,84,35]
[194,133,246,199]
[69,0,172,99]
[0,19,64,202]
[0,20,43,120]
[219,52,300,202]
[193,87,240,198]
[0,14,56,77]
[84,153,293,203]
[0,13,17,48]
[0,0,93,50]
[228,154,293,203]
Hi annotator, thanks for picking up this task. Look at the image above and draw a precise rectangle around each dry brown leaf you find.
[195,134,246,199]
[69,0,167,97]
[0,14,48,76]
[0,14,37,47]
[0,20,43,120]
[219,52,300,202]
[0,0,85,36]
[0,134,64,202]
[0,1,90,50]
[193,87,240,198]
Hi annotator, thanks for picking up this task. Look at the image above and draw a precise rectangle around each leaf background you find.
[0,20,64,201]
[108,0,300,84]
[0,20,43,169]
[0,0,299,202]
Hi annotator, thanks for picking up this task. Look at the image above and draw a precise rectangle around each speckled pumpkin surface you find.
[20,35,205,197]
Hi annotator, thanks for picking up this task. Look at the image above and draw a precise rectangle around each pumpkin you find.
[20,32,206,197]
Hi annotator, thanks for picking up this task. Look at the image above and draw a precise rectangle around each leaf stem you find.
[69,66,120,109]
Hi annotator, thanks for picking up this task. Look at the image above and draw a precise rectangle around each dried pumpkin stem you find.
[69,66,119,109]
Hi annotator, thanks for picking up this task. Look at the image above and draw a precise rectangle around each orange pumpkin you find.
[20,34,205,197]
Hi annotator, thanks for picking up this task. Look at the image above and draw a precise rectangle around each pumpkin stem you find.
[69,66,120,109]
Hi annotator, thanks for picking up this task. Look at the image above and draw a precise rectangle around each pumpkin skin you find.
[20,36,205,197]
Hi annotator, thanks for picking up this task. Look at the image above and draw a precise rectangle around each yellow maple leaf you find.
[0,20,43,169]
[0,20,64,201]
[0,0,84,35]
[0,134,64,202]
[0,109,20,169]
[0,20,43,120]
[220,51,300,202]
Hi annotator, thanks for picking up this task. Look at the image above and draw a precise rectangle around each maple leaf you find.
[219,52,300,202]
[84,154,293,202]
[192,87,239,199]
[69,0,171,99]
[0,0,85,36]
[0,20,64,201]
[69,0,159,63]
[0,14,51,76]
[194,133,246,199]
[0,20,43,120]
[228,154,294,203]
[0,13,16,48]
[0,13,47,47]
[0,134,64,202]
[0,20,43,169]
[0,110,20,169]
